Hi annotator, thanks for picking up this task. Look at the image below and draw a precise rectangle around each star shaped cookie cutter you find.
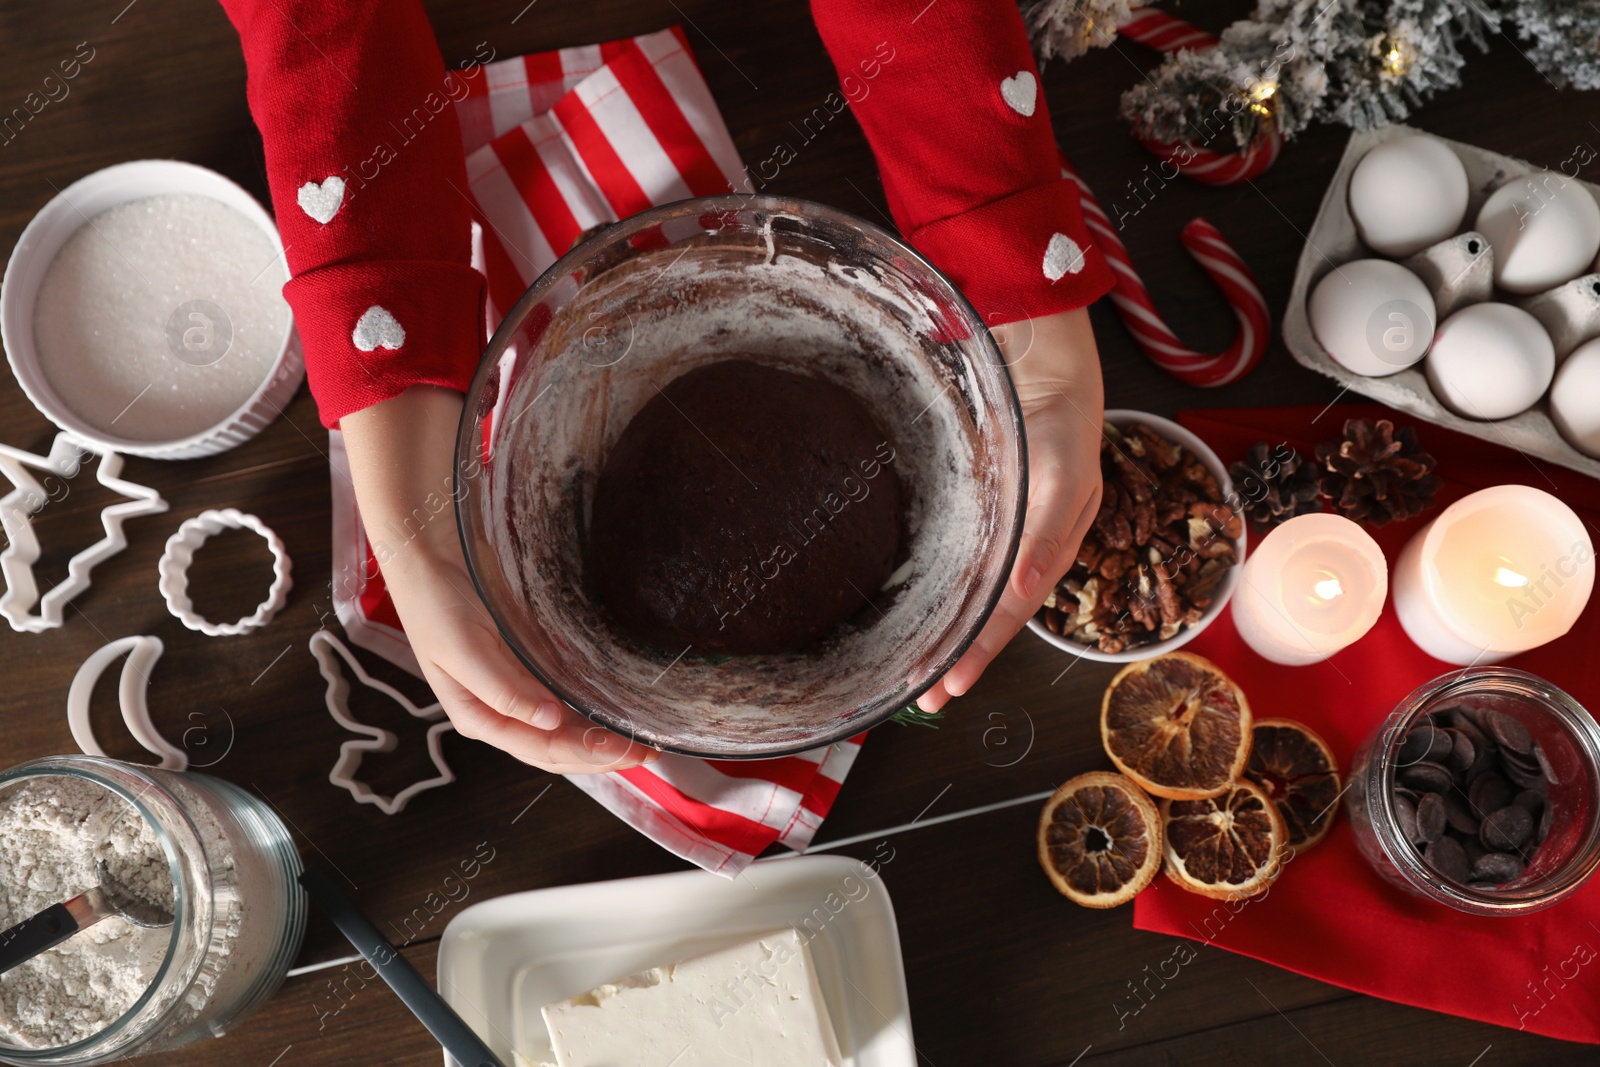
[309,629,455,815]
[0,433,169,632]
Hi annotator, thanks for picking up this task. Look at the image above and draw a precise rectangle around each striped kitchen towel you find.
[328,26,866,877]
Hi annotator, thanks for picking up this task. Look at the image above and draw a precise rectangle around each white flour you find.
[0,777,174,1049]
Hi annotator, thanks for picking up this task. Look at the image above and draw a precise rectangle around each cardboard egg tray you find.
[1283,123,1600,479]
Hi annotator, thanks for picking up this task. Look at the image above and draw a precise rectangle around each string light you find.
[1247,80,1278,117]
[1379,32,1412,77]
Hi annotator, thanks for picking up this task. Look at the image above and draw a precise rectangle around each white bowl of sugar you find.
[1,160,303,460]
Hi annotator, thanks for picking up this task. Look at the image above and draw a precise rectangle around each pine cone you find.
[1316,418,1441,527]
[1228,441,1322,531]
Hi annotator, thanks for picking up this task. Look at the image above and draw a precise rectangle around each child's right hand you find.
[340,386,660,775]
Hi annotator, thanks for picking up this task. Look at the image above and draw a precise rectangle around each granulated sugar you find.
[0,777,174,1049]
[32,193,290,442]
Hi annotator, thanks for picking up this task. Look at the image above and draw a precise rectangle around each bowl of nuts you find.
[1027,411,1245,662]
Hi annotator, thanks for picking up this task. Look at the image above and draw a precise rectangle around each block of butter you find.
[540,928,842,1066]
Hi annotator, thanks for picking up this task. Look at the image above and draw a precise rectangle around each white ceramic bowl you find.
[1,160,303,460]
[1025,410,1246,664]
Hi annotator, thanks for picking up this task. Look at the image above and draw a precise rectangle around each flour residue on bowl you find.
[476,227,1022,755]
[32,194,290,442]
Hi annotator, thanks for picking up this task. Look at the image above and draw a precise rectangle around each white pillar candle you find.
[1231,513,1388,665]
[1393,485,1595,665]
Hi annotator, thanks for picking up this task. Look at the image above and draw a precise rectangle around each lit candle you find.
[1231,513,1389,665]
[1393,485,1595,665]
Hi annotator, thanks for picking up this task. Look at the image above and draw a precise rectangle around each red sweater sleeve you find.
[810,0,1113,326]
[219,0,485,428]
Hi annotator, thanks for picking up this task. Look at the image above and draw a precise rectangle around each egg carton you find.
[1284,123,1600,479]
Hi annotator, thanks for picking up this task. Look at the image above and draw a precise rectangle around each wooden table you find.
[2,0,1595,1063]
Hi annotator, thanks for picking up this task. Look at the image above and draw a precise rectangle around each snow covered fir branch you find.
[1018,1,1600,150]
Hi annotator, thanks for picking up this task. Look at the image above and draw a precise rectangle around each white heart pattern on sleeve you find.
[1043,233,1086,281]
[298,176,346,225]
[353,305,406,351]
[1000,71,1037,117]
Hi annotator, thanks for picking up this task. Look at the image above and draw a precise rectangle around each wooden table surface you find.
[3,0,1596,1063]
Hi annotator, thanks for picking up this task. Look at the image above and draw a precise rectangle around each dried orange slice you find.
[1100,652,1251,800]
[1161,780,1287,900]
[1243,718,1343,851]
[1038,772,1163,908]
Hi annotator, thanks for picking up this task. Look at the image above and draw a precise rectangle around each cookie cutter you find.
[0,433,169,632]
[67,635,189,771]
[157,508,293,636]
[309,629,454,815]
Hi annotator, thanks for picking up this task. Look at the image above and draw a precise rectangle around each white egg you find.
[1550,337,1600,458]
[1308,259,1436,377]
[1348,136,1470,257]
[1425,302,1554,420]
[1474,173,1600,294]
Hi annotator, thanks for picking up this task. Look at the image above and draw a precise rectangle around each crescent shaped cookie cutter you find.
[67,635,189,771]
[0,433,169,633]
[309,629,455,815]
[158,508,293,636]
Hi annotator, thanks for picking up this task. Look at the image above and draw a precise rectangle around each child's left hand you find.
[914,307,1104,712]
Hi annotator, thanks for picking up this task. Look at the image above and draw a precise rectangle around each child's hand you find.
[915,307,1104,712]
[340,386,660,775]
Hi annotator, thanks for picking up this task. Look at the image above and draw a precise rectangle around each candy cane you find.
[1118,8,1284,187]
[1063,159,1269,387]
[1118,7,1218,52]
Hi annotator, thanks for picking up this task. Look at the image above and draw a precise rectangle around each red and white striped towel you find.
[328,27,865,877]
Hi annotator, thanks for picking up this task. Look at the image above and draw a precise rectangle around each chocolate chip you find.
[1450,717,1490,752]
[1481,806,1535,852]
[1538,803,1554,844]
[1445,729,1476,774]
[1503,757,1547,790]
[1500,745,1540,773]
[1394,794,1421,846]
[1455,704,1495,733]
[1400,761,1454,794]
[1443,791,1481,833]
[1511,789,1546,814]
[1465,741,1498,782]
[1532,742,1559,785]
[1425,836,1470,882]
[1415,792,1447,843]
[1470,851,1524,884]
[1399,725,1445,765]
[1486,710,1534,755]
[1468,772,1512,816]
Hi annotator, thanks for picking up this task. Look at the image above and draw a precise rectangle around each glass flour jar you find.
[0,756,306,1064]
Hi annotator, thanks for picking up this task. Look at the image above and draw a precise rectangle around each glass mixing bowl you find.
[454,196,1027,758]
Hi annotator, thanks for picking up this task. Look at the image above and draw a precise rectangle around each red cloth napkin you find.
[1130,402,1600,1043]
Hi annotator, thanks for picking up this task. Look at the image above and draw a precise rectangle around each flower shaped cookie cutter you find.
[309,629,455,815]
[67,635,189,771]
[0,433,169,632]
[157,508,293,636]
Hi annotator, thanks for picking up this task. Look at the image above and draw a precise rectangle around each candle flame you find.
[1493,566,1529,588]
[1313,577,1344,601]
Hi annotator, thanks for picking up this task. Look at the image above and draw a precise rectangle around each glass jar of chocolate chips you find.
[1347,668,1600,915]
